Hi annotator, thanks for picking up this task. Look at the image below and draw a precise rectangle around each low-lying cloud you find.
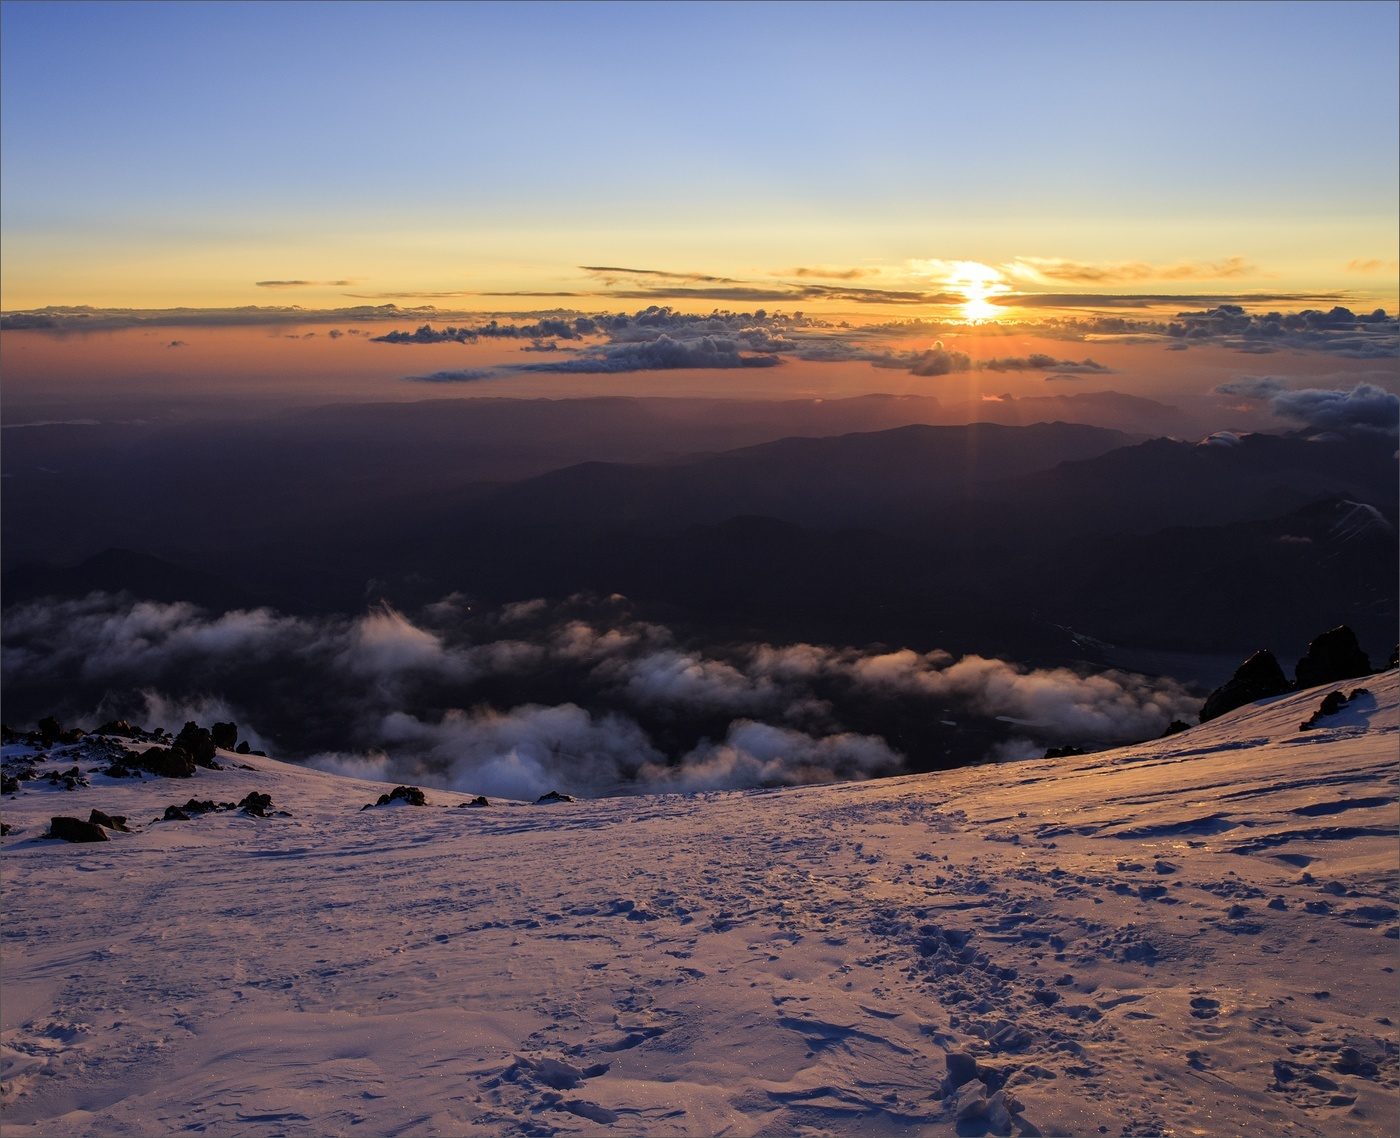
[1215,378,1399,437]
[3,593,1202,800]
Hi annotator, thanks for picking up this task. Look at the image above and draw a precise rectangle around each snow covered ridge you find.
[2,675,1397,1137]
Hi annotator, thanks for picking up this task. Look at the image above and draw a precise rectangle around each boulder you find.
[210,722,238,750]
[48,816,109,842]
[36,717,63,746]
[88,808,130,832]
[458,795,491,808]
[944,1050,979,1091]
[1199,649,1290,722]
[1295,626,1371,690]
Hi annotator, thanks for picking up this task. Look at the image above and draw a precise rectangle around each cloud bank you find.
[1215,378,1400,437]
[3,593,1201,800]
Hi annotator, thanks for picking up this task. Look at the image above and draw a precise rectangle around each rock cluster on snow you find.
[362,785,427,809]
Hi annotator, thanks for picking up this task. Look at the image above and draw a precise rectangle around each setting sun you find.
[942,261,1011,321]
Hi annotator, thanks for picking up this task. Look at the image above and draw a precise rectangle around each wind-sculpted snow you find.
[2,673,1396,1136]
[2,593,1201,796]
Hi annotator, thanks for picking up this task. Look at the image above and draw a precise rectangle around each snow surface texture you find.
[2,674,1397,1137]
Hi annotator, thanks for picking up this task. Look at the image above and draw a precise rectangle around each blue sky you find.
[2,0,1396,309]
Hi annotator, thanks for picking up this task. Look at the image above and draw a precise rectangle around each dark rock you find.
[1389,645,1398,670]
[88,808,130,832]
[535,790,575,804]
[367,785,427,808]
[1200,649,1290,722]
[136,746,196,778]
[48,816,109,842]
[1043,745,1086,759]
[100,763,137,779]
[1,775,18,795]
[95,719,144,738]
[0,823,10,836]
[210,722,238,751]
[57,727,86,744]
[37,717,63,746]
[944,1050,979,1090]
[238,792,273,817]
[45,766,89,790]
[235,741,251,755]
[163,806,191,821]
[1295,626,1371,690]
[174,722,219,768]
[1160,720,1190,737]
[458,795,490,808]
[0,724,19,743]
[1300,690,1348,730]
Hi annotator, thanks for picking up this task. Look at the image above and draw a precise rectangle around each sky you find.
[1,0,1397,316]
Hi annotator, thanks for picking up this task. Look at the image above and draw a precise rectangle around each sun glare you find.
[944,260,1011,322]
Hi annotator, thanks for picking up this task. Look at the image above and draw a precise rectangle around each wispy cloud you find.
[1006,256,1257,285]
[255,279,358,288]
[782,266,880,280]
[1345,258,1399,274]
[343,291,475,300]
[580,265,743,285]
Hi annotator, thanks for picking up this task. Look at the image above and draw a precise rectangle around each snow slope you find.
[2,674,1397,1137]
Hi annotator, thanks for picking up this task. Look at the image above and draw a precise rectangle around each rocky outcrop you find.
[1295,626,1371,690]
[135,747,197,778]
[1200,650,1290,723]
[174,723,220,769]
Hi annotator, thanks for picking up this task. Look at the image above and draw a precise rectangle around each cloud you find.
[1007,256,1257,284]
[580,265,744,285]
[603,649,776,713]
[782,266,880,280]
[905,343,973,376]
[404,368,499,383]
[343,291,477,300]
[1214,378,1399,436]
[979,354,1108,373]
[374,317,591,344]
[0,304,439,331]
[255,279,358,288]
[522,333,781,372]
[640,720,901,791]
[3,593,1206,794]
[1345,259,1399,274]
[368,703,662,799]
[340,603,449,677]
